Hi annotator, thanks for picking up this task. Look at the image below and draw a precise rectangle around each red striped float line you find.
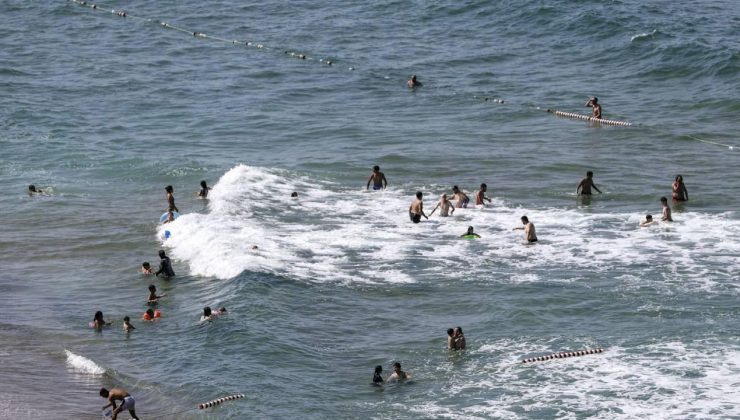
[546,109,632,126]
[197,394,245,409]
[521,348,604,364]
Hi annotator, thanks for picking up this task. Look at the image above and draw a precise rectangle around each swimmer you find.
[407,74,422,88]
[577,171,602,195]
[453,327,466,350]
[122,316,135,332]
[585,97,602,119]
[429,194,455,217]
[447,328,455,349]
[451,186,470,208]
[513,216,537,242]
[147,284,165,304]
[200,306,227,322]
[162,211,176,224]
[92,311,112,329]
[197,180,212,198]
[372,365,384,385]
[672,175,688,201]
[291,191,298,198]
[155,250,175,278]
[408,191,428,224]
[660,197,673,221]
[27,184,44,195]
[461,226,481,238]
[165,185,179,212]
[475,183,492,205]
[388,362,411,381]
[141,262,153,275]
[640,214,655,227]
[100,387,139,420]
[366,165,388,190]
[142,308,161,321]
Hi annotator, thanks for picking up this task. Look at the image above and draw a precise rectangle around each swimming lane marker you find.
[521,348,603,364]
[197,394,245,409]
[546,109,632,126]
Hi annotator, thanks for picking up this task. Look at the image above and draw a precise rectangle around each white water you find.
[65,350,105,375]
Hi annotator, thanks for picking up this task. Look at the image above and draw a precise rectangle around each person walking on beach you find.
[366,166,388,190]
[100,387,139,420]
[429,194,455,217]
[577,171,602,196]
[475,183,492,205]
[165,185,179,212]
[155,250,175,277]
[409,191,428,223]
[672,175,688,201]
[585,97,602,119]
[197,180,212,198]
[660,197,673,221]
[407,75,422,88]
[513,216,537,242]
[451,186,470,208]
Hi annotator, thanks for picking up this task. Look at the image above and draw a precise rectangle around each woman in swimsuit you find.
[672,175,688,201]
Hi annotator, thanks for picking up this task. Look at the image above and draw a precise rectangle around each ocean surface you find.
[1,0,739,418]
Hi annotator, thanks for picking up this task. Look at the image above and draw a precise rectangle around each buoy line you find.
[66,0,736,150]
[521,348,604,364]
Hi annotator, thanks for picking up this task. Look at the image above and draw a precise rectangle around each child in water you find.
[142,308,161,321]
[147,284,165,304]
[141,262,153,275]
[372,365,384,384]
[200,306,227,322]
[123,316,136,332]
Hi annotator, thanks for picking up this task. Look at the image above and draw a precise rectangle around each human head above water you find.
[416,191,423,199]
[646,214,653,221]
[200,180,207,188]
[94,311,103,321]
[447,328,454,336]
[587,171,594,177]
[142,262,150,268]
[660,196,668,203]
[467,226,474,234]
[591,97,598,104]
[480,183,487,190]
[521,215,529,223]
[203,306,212,317]
[375,365,382,374]
[373,165,380,172]
[675,175,683,182]
[158,250,166,258]
[393,362,401,370]
[148,284,156,292]
[99,388,109,398]
[165,185,173,193]
[28,185,37,192]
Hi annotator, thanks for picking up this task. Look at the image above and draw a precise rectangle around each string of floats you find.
[66,1,734,150]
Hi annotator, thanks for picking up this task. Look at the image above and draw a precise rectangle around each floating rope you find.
[546,109,632,126]
[521,348,603,364]
[197,394,245,409]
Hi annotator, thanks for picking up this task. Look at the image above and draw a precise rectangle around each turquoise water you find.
[1,1,739,418]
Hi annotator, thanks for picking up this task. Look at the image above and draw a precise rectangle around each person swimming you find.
[123,316,135,332]
[147,284,165,304]
[200,306,227,322]
[407,75,423,88]
[197,180,212,198]
[372,365,384,384]
[461,226,481,238]
[141,262,153,275]
[640,214,655,227]
[142,308,161,321]
[28,184,44,195]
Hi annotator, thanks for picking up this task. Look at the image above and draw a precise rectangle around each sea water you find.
[1,1,738,418]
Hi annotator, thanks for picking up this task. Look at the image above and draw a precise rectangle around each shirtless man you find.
[366,166,388,190]
[451,186,470,208]
[408,191,428,223]
[165,185,179,212]
[389,362,411,381]
[577,171,602,195]
[672,175,688,201]
[640,214,655,227]
[475,183,492,205]
[447,328,456,349]
[660,197,672,221]
[100,387,139,420]
[429,194,455,217]
[585,97,602,119]
[407,75,422,88]
[513,216,537,242]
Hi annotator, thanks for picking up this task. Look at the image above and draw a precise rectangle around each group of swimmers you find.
[82,181,220,419]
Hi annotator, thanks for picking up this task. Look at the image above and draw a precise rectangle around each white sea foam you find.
[161,165,740,289]
[65,349,105,375]
[631,29,657,42]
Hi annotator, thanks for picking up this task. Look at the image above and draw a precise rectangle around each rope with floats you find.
[66,0,735,150]
[521,348,604,364]
[198,393,245,409]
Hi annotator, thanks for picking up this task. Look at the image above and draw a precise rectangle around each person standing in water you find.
[155,250,175,278]
[447,328,456,349]
[640,214,655,227]
[475,183,492,206]
[389,362,411,381]
[585,97,602,119]
[660,197,673,221]
[197,180,212,198]
[407,74,422,88]
[577,171,602,196]
[92,311,112,329]
[408,191,428,223]
[366,166,388,190]
[453,327,466,350]
[165,185,179,212]
[100,388,139,420]
[513,216,537,242]
[451,186,470,208]
[672,175,688,201]
[372,365,384,384]
[429,194,455,217]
